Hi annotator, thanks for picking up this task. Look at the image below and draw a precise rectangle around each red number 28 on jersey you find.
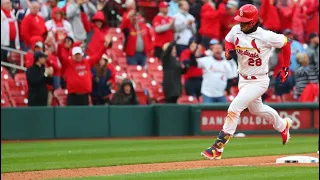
[248,58,262,66]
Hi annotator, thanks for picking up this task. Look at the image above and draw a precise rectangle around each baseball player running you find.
[201,4,292,160]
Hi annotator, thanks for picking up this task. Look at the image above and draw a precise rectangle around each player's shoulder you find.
[227,25,241,36]
[230,24,241,32]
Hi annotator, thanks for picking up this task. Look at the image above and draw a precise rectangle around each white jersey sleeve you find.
[262,30,287,49]
[197,57,207,68]
[225,25,240,43]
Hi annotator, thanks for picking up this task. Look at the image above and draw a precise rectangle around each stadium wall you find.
[1,103,319,140]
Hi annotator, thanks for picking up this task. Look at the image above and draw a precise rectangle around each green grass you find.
[1,136,318,173]
[54,166,319,180]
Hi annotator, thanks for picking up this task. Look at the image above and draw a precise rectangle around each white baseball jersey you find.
[198,56,233,97]
[225,25,287,76]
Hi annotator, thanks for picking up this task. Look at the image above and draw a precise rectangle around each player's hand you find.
[277,67,289,83]
[225,51,232,60]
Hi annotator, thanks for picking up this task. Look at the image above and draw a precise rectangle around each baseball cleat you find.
[281,118,293,145]
[200,147,222,160]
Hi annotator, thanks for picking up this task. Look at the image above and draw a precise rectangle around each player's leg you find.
[201,83,268,160]
[247,97,292,144]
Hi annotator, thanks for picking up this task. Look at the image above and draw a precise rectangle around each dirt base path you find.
[2,153,318,180]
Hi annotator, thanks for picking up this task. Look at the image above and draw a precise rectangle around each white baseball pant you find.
[222,74,287,135]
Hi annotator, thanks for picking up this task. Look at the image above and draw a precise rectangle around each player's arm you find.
[265,30,292,83]
[224,25,238,61]
[278,37,291,83]
[224,41,237,61]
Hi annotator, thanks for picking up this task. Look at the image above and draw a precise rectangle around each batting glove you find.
[277,67,289,83]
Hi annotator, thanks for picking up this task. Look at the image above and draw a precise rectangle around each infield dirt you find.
[1,153,318,180]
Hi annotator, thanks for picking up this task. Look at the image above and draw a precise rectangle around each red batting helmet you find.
[234,4,259,28]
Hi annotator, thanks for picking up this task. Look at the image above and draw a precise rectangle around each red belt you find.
[240,73,268,80]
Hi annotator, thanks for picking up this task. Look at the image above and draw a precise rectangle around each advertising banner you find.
[201,109,312,131]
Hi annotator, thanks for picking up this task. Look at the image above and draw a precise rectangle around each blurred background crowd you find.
[1,0,319,107]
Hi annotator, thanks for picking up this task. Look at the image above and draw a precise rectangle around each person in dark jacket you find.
[26,52,53,106]
[110,79,139,105]
[91,54,113,105]
[161,40,187,103]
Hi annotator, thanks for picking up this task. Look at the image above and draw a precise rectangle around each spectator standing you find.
[306,32,319,81]
[46,0,58,20]
[120,0,152,66]
[86,11,109,57]
[152,1,174,59]
[220,0,238,40]
[161,41,187,103]
[174,0,196,57]
[260,0,281,32]
[110,79,139,105]
[283,29,305,72]
[91,54,113,105]
[82,0,97,21]
[20,1,47,49]
[304,0,319,40]
[26,52,53,106]
[66,0,90,42]
[189,0,203,32]
[57,34,111,106]
[45,7,74,40]
[24,36,45,68]
[1,0,20,62]
[191,40,233,103]
[24,0,49,20]
[180,38,203,99]
[294,53,317,99]
[168,0,179,17]
[45,35,62,90]
[199,0,225,48]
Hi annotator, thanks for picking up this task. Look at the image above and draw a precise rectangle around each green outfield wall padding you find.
[1,107,55,140]
[55,106,109,138]
[1,103,318,140]
[109,106,154,137]
[154,105,191,136]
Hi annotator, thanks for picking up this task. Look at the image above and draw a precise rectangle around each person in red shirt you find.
[24,36,45,68]
[57,34,112,106]
[199,0,225,49]
[45,35,62,90]
[86,11,109,57]
[180,37,203,99]
[220,0,238,40]
[20,2,47,49]
[152,1,174,59]
[1,0,20,62]
[120,0,152,66]
[260,0,281,32]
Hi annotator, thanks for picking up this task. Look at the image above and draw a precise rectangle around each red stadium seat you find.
[53,88,68,106]
[178,95,199,104]
[147,57,160,65]
[126,65,145,74]
[14,72,27,82]
[11,96,28,107]
[134,86,148,105]
[148,64,163,73]
[1,66,13,81]
[282,93,297,102]
[1,92,11,107]
[264,95,281,103]
[152,71,163,83]
[6,81,27,97]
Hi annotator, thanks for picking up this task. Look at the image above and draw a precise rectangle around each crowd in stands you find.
[1,0,319,107]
